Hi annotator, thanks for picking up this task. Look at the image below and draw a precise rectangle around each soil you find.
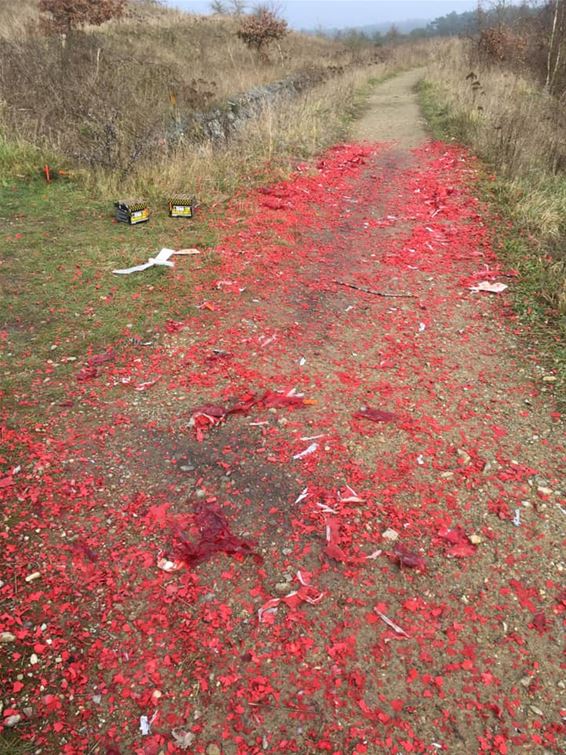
[1,73,564,755]
[352,69,427,148]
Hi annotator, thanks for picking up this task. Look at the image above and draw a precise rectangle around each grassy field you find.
[0,176,221,412]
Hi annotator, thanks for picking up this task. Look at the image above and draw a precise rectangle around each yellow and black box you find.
[115,200,150,225]
[168,194,195,219]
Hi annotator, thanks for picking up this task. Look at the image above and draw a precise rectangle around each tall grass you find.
[422,38,566,317]
[0,2,374,177]
[93,64,390,201]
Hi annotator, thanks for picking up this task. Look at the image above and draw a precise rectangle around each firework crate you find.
[114,200,150,225]
[168,194,195,219]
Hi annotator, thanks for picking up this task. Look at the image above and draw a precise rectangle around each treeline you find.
[328,3,539,45]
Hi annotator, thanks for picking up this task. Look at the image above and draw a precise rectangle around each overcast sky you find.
[169,1,484,29]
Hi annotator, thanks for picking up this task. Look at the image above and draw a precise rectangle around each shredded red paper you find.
[1,141,564,753]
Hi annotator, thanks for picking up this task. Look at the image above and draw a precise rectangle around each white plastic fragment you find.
[140,715,151,736]
[513,509,521,527]
[294,487,309,504]
[339,485,364,503]
[375,610,410,637]
[25,572,41,583]
[157,552,183,573]
[469,281,508,294]
[316,502,337,514]
[365,549,382,560]
[113,247,198,275]
[293,443,318,460]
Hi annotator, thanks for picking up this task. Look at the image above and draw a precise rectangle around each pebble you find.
[30,653,39,665]
[180,464,195,472]
[274,582,291,595]
[5,714,21,728]
[25,572,41,583]
[469,534,483,545]
[542,375,557,383]
[0,632,16,643]
[382,528,399,542]
[206,745,221,755]
[529,705,544,717]
[537,486,553,496]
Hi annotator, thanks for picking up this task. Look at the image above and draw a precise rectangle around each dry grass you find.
[422,38,566,316]
[0,0,382,178]
[92,64,390,201]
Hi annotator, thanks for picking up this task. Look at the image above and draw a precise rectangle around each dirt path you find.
[2,74,565,754]
[352,68,427,147]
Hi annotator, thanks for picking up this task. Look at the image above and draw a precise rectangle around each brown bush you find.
[39,0,127,34]
[237,8,288,60]
[472,2,566,97]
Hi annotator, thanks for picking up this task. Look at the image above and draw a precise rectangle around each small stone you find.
[179,464,195,472]
[1,632,16,643]
[529,705,544,717]
[382,528,399,542]
[5,714,21,728]
[22,707,33,717]
[542,375,557,383]
[537,486,553,497]
[440,471,454,478]
[282,548,292,556]
[25,572,41,583]
[195,489,206,499]
[30,653,39,665]
[206,745,221,755]
[469,534,483,545]
[274,583,291,595]
[457,449,471,465]
[520,676,532,688]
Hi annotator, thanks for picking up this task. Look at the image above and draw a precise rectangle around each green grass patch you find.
[0,176,219,414]
[418,78,566,402]
[0,134,55,185]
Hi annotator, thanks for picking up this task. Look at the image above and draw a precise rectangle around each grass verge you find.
[418,77,566,402]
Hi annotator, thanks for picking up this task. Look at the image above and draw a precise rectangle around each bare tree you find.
[228,0,246,15]
[546,0,565,92]
[210,0,228,14]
